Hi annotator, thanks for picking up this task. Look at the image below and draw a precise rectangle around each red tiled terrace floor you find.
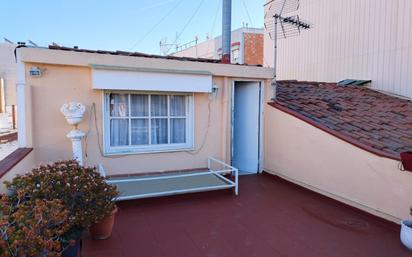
[82,173,410,257]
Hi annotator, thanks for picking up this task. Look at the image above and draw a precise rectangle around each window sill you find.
[103,146,195,156]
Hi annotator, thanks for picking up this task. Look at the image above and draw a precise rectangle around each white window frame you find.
[103,91,194,155]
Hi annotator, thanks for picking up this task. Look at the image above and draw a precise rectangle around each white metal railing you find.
[207,157,238,195]
[103,157,238,201]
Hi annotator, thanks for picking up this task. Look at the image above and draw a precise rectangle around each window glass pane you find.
[170,95,186,116]
[130,94,149,117]
[171,118,186,144]
[151,95,167,116]
[151,118,168,144]
[110,119,129,146]
[109,93,128,117]
[131,119,149,145]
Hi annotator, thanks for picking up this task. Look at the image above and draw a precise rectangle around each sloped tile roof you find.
[269,80,412,160]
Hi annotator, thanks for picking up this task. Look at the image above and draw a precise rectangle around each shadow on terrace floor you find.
[82,173,410,257]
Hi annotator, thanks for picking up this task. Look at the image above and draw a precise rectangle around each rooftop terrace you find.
[82,173,409,257]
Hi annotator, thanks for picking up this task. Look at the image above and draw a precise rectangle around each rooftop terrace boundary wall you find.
[0,148,35,193]
[264,104,412,223]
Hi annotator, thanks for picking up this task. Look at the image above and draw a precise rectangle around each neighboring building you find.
[264,0,412,99]
[173,27,264,66]
[0,43,17,111]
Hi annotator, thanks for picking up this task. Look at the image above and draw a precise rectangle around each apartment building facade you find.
[264,0,412,98]
[173,27,264,66]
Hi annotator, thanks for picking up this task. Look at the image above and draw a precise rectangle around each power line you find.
[167,0,206,54]
[210,0,221,38]
[241,0,254,27]
[129,0,185,51]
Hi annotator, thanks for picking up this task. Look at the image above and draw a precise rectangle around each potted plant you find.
[401,207,412,251]
[89,204,118,240]
[400,152,412,171]
[0,195,73,257]
[4,160,119,248]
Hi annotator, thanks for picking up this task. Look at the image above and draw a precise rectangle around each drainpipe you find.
[221,0,232,64]
[271,15,278,100]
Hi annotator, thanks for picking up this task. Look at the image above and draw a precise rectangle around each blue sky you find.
[1,0,264,54]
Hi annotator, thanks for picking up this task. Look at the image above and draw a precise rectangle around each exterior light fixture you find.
[29,66,43,77]
[211,84,219,98]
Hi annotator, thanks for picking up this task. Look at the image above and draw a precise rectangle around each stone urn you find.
[60,102,86,165]
[60,102,86,127]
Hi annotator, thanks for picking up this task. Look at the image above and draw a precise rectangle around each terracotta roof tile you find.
[269,81,412,160]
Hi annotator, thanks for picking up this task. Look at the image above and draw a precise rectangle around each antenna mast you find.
[264,0,312,100]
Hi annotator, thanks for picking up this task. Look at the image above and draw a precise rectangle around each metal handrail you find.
[208,157,238,195]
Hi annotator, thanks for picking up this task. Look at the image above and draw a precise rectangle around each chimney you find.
[221,0,232,64]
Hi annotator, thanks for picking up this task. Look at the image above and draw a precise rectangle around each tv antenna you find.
[159,37,177,56]
[264,0,312,99]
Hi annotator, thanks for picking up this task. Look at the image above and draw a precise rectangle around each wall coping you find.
[0,148,33,179]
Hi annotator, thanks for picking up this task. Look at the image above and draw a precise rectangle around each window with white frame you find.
[104,92,193,154]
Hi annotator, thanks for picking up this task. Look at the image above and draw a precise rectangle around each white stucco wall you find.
[263,105,412,223]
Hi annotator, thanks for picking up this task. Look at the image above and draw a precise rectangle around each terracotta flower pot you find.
[89,206,117,240]
[400,152,412,172]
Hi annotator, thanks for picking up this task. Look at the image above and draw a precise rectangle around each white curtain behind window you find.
[130,94,149,145]
[110,119,129,146]
[151,119,168,144]
[151,95,167,116]
[171,118,185,143]
[110,93,129,146]
[130,94,148,116]
[110,93,128,117]
[131,119,149,145]
[170,95,186,143]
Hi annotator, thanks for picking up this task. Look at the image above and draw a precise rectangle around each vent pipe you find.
[221,0,232,64]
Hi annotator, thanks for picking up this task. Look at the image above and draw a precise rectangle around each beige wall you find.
[264,0,412,98]
[263,104,412,223]
[18,47,272,176]
[26,64,234,175]
[0,43,17,106]
[0,151,35,193]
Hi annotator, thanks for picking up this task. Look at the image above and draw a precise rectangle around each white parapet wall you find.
[0,149,35,193]
[264,106,412,223]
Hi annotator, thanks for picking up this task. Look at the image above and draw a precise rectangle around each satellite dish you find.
[264,0,313,99]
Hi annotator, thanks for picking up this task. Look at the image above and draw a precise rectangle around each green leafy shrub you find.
[4,160,119,238]
[0,196,71,257]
